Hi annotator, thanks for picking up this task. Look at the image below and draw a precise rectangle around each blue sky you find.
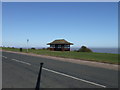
[2,2,118,48]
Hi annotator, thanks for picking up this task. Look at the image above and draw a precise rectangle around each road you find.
[2,51,118,88]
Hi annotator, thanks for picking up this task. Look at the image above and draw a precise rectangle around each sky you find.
[0,2,2,47]
[2,2,118,48]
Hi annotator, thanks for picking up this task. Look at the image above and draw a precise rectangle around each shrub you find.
[77,46,93,52]
[31,47,36,50]
[74,50,77,52]
[47,47,50,50]
[42,48,46,50]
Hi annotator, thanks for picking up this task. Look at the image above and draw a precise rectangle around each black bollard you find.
[35,63,44,90]
[20,48,22,52]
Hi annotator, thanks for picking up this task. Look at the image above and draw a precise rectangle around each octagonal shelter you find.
[47,39,73,51]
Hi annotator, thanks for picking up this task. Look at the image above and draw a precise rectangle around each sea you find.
[11,47,119,54]
[70,47,119,54]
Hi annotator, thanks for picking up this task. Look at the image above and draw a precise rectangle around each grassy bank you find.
[2,47,119,64]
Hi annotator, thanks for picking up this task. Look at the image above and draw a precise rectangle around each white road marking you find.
[2,56,7,59]
[4,57,106,88]
[11,59,31,66]
[42,67,106,88]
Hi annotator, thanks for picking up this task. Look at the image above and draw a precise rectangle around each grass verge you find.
[2,47,119,64]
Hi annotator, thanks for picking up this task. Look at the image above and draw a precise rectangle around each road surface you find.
[2,51,118,88]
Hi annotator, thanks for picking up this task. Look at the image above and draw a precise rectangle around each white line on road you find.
[42,67,106,88]
[11,59,31,66]
[2,56,7,59]
[6,57,106,88]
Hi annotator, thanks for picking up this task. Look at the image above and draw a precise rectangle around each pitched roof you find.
[47,39,73,45]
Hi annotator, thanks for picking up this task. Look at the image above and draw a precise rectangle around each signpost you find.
[27,39,29,52]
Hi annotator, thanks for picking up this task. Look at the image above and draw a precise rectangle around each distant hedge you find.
[77,46,93,52]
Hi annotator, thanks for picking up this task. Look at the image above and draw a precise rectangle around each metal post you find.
[35,63,44,90]
[27,39,29,52]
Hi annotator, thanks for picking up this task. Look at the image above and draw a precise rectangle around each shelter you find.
[47,39,73,51]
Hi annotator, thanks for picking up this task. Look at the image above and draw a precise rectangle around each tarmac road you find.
[2,51,118,88]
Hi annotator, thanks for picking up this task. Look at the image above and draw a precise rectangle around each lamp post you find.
[27,39,29,52]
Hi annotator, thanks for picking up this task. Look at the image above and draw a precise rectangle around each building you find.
[47,39,73,51]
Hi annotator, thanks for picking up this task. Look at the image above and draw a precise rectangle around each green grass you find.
[2,47,119,64]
